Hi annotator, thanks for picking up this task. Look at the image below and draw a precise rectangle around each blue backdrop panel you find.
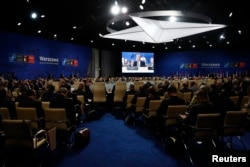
[156,50,250,77]
[0,31,91,79]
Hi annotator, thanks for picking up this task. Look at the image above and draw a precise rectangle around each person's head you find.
[199,84,210,93]
[61,84,71,92]
[196,90,208,102]
[27,89,35,99]
[167,85,178,96]
[182,83,188,88]
[58,87,68,96]
[190,81,196,87]
[129,84,135,91]
[19,84,28,93]
[77,83,84,90]
[47,84,55,92]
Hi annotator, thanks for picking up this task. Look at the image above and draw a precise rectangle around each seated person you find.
[143,86,160,116]
[41,84,58,102]
[179,90,217,129]
[156,85,186,134]
[0,88,16,119]
[18,89,45,119]
[49,87,76,126]
[15,84,29,103]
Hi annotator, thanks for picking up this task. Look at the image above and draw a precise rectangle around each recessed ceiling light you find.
[31,12,38,19]
[229,12,233,17]
[17,22,22,26]
[121,7,128,13]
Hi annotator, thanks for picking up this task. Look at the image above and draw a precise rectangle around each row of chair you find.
[0,106,76,149]
[181,110,249,164]
[122,94,250,164]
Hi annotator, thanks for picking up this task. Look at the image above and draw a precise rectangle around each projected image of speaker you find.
[121,51,154,73]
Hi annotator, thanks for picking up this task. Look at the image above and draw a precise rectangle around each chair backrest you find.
[16,107,39,130]
[93,85,106,103]
[223,110,248,136]
[126,94,135,109]
[229,96,239,108]
[113,82,127,102]
[147,100,162,117]
[194,113,221,140]
[182,92,192,104]
[77,95,84,104]
[135,97,147,113]
[77,95,85,113]
[42,101,50,110]
[241,96,249,109]
[2,119,34,149]
[0,107,11,120]
[15,102,19,108]
[44,108,68,130]
[165,105,187,127]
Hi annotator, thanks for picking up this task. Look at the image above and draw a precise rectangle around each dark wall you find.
[0,31,91,80]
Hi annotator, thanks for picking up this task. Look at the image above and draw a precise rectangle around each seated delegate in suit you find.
[41,84,58,102]
[0,88,16,119]
[18,89,45,119]
[179,90,216,127]
[156,85,186,133]
[49,87,76,125]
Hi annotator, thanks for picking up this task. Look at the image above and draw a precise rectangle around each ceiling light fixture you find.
[31,12,38,19]
[103,10,226,44]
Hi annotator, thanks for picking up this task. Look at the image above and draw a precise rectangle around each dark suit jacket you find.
[41,91,58,102]
[18,97,44,118]
[67,92,81,105]
[0,98,16,119]
[49,94,76,125]
[157,96,186,116]
[133,61,146,67]
[184,101,215,126]
[122,90,138,102]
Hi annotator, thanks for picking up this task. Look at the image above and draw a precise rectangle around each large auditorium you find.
[0,0,250,167]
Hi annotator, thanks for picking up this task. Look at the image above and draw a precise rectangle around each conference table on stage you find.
[122,66,154,73]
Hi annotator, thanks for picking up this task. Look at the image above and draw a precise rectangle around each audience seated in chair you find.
[49,87,76,126]
[179,90,218,137]
[156,85,186,138]
[41,84,58,102]
[0,88,16,119]
[18,89,45,119]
